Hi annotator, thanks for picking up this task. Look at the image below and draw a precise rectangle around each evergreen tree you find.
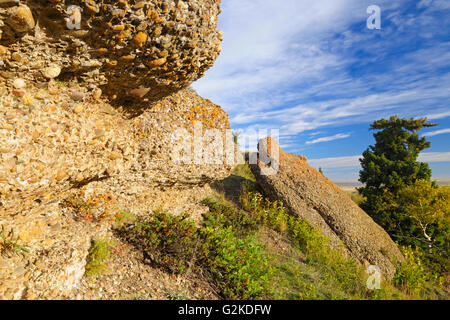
[358,116,438,244]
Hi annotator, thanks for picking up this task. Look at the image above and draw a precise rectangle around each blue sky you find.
[192,0,450,182]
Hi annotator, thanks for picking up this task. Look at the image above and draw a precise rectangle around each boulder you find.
[250,137,404,279]
[0,0,223,104]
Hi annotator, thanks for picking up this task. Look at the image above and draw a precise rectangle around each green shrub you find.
[240,191,367,296]
[287,215,365,294]
[114,210,137,228]
[202,197,259,234]
[132,212,200,274]
[393,246,430,294]
[240,191,288,233]
[200,226,274,299]
[119,189,447,300]
[123,205,274,299]
[85,239,114,277]
[232,164,257,182]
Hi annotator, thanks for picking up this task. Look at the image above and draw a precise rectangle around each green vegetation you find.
[211,163,259,201]
[239,191,371,299]
[85,239,115,277]
[130,212,200,274]
[114,211,137,229]
[358,116,448,279]
[116,163,447,300]
[122,208,272,299]
[397,181,449,272]
[0,225,29,255]
[359,117,437,233]
[345,190,365,205]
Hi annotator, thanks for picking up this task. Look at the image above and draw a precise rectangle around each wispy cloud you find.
[309,155,361,168]
[427,111,450,120]
[193,0,450,178]
[419,152,450,163]
[423,128,450,137]
[309,152,450,169]
[306,133,351,145]
[194,0,450,141]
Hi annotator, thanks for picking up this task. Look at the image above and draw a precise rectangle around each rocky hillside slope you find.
[0,0,237,299]
[250,137,404,280]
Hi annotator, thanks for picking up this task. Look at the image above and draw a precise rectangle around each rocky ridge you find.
[250,137,405,280]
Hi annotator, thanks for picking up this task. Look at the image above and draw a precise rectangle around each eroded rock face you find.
[0,85,235,214]
[0,82,236,299]
[250,137,404,280]
[0,0,231,300]
[0,0,223,104]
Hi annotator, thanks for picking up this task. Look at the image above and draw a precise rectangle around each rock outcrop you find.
[0,78,236,298]
[1,0,223,106]
[0,0,235,300]
[250,137,404,279]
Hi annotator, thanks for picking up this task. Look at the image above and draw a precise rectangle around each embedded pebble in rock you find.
[48,86,59,95]
[11,52,21,62]
[73,104,84,114]
[92,88,102,100]
[13,78,26,89]
[12,89,25,97]
[6,4,35,34]
[0,45,8,56]
[70,91,85,101]
[129,88,151,98]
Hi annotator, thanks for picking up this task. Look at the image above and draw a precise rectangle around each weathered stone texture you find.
[0,0,223,104]
[251,137,404,280]
[0,82,236,299]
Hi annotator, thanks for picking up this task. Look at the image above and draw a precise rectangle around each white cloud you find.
[308,155,361,168]
[423,128,450,137]
[418,152,450,163]
[306,133,351,145]
[418,0,450,10]
[308,152,450,169]
[427,110,450,120]
[193,0,450,143]
[191,0,450,176]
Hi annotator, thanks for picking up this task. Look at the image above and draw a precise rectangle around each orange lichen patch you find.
[146,57,167,68]
[147,9,160,21]
[65,191,118,223]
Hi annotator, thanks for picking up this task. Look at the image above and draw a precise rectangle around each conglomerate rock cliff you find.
[0,81,238,298]
[0,0,237,299]
[250,137,404,280]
